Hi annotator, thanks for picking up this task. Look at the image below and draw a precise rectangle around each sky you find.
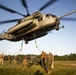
[0,0,76,55]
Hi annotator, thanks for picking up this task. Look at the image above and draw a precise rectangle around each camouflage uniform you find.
[41,51,45,68]
[45,54,52,74]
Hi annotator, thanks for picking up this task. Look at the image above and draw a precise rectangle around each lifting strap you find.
[20,39,23,51]
[14,39,23,55]
[34,34,41,53]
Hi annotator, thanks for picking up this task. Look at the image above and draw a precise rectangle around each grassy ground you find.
[51,61,76,75]
[0,61,76,75]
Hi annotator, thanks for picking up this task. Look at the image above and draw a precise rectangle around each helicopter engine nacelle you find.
[7,20,33,34]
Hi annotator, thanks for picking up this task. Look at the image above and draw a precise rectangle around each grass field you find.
[0,61,76,75]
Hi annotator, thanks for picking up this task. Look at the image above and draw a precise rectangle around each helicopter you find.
[0,0,76,44]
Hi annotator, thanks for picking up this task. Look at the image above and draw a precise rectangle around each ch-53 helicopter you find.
[0,0,76,44]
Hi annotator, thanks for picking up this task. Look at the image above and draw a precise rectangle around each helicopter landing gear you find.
[25,40,28,44]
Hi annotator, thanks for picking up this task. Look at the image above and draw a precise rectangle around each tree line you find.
[4,53,76,61]
[54,53,76,61]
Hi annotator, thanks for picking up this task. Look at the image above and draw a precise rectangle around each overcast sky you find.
[0,0,76,55]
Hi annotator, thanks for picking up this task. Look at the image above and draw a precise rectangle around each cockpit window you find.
[50,13,56,17]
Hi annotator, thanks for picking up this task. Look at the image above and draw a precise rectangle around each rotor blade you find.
[0,4,25,17]
[39,0,59,11]
[58,10,76,19]
[21,0,29,15]
[0,29,5,35]
[60,17,76,21]
[0,19,22,24]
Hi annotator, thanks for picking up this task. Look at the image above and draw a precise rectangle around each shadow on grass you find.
[34,69,43,75]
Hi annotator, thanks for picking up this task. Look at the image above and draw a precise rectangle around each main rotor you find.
[0,0,76,24]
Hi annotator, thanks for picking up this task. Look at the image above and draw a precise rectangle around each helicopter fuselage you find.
[0,0,75,44]
[0,12,60,44]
